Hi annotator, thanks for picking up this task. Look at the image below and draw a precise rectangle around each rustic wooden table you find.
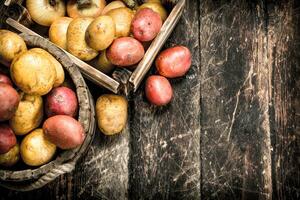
[0,0,299,199]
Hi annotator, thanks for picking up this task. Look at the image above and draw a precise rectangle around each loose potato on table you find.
[0,83,20,121]
[10,93,43,136]
[43,115,85,150]
[21,129,56,167]
[0,30,27,64]
[96,94,128,136]
[0,124,17,154]
[0,143,19,167]
[67,17,98,61]
[131,8,162,42]
[106,7,134,38]
[156,46,192,78]
[86,16,116,51]
[107,37,145,66]
[10,50,56,95]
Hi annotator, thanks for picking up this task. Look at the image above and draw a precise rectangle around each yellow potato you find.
[21,129,56,167]
[10,50,56,95]
[0,30,27,63]
[96,94,128,135]
[10,93,43,136]
[49,17,73,50]
[0,144,19,167]
[101,1,126,15]
[86,16,115,51]
[30,48,65,87]
[138,2,168,21]
[95,50,115,74]
[106,7,134,38]
[67,17,98,61]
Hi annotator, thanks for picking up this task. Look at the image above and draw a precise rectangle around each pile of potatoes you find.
[0,30,84,168]
[24,0,168,74]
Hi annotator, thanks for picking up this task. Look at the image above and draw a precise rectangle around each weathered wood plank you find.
[128,0,201,199]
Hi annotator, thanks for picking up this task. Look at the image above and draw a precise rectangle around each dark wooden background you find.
[0,0,299,199]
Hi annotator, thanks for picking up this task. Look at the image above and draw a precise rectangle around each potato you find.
[30,48,65,87]
[0,83,20,121]
[145,75,173,106]
[96,94,127,135]
[107,37,145,66]
[0,124,17,154]
[138,2,167,21]
[67,17,98,61]
[156,46,192,78]
[43,115,85,149]
[10,50,56,95]
[106,7,134,37]
[86,16,115,51]
[131,8,162,42]
[10,93,43,136]
[67,0,106,18]
[0,30,27,63]
[0,143,19,167]
[93,50,115,74]
[21,129,56,167]
[0,73,12,86]
[49,17,73,50]
[101,1,126,15]
[45,86,78,118]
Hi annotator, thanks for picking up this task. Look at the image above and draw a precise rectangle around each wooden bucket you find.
[0,34,96,191]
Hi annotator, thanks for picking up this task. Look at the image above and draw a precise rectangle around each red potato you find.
[45,86,78,118]
[107,37,145,67]
[145,75,173,106]
[0,73,12,86]
[0,83,20,121]
[131,8,162,42]
[156,46,192,78]
[43,115,85,149]
[0,124,17,154]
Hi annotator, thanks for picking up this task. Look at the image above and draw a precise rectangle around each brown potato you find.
[96,94,128,135]
[20,129,56,167]
[67,0,106,18]
[92,50,115,74]
[0,83,20,121]
[107,37,145,66]
[101,1,126,15]
[131,8,162,42]
[106,7,134,37]
[10,50,56,95]
[0,124,17,154]
[138,2,168,21]
[86,16,115,51]
[10,93,43,136]
[0,143,20,167]
[30,48,65,87]
[0,30,27,63]
[43,115,85,149]
[49,17,73,50]
[145,75,173,106]
[67,17,98,61]
[156,46,192,78]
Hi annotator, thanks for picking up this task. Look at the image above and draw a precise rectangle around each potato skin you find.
[67,0,106,18]
[43,115,85,149]
[0,73,12,86]
[0,124,17,154]
[21,129,56,167]
[145,75,173,106]
[101,1,126,15]
[86,16,115,51]
[107,37,145,66]
[106,7,134,37]
[49,17,73,50]
[9,93,43,136]
[156,46,192,78]
[10,50,56,95]
[0,30,27,63]
[45,86,78,118]
[96,94,128,135]
[138,2,168,21]
[95,50,115,74]
[0,83,20,121]
[0,143,19,167]
[131,8,162,42]
[67,17,98,61]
